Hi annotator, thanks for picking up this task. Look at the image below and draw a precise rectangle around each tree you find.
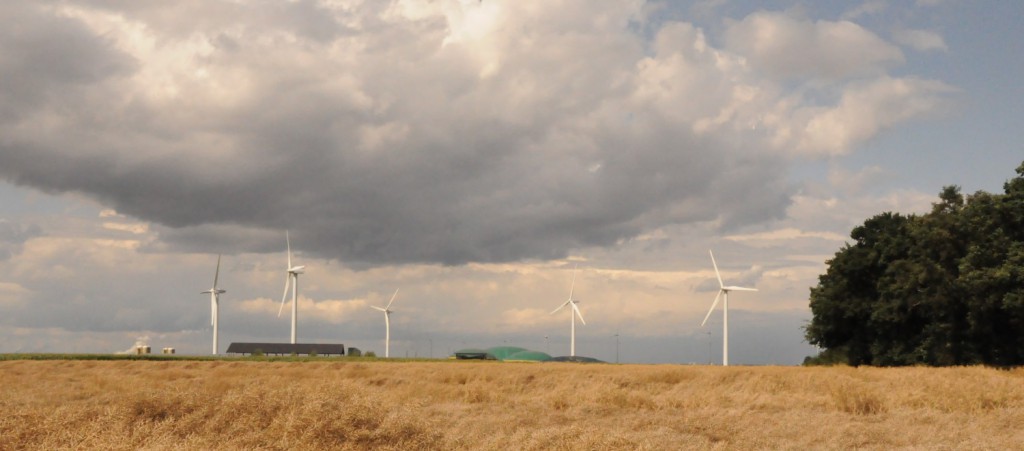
[806,161,1024,366]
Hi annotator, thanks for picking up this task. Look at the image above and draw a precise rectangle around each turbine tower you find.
[700,250,757,366]
[277,231,305,344]
[200,254,226,355]
[550,266,585,357]
[371,288,399,358]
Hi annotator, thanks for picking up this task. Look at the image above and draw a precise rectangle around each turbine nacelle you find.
[550,299,586,324]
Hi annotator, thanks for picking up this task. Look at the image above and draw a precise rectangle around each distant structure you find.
[277,231,306,344]
[548,355,604,363]
[700,250,758,366]
[451,346,554,362]
[115,336,151,355]
[453,348,496,360]
[200,254,226,355]
[550,265,586,356]
[226,342,346,356]
[162,347,175,354]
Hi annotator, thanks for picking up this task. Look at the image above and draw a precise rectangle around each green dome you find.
[503,350,552,362]
[486,346,528,360]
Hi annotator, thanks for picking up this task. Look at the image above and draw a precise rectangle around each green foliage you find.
[802,348,848,366]
[365,351,377,358]
[807,161,1024,366]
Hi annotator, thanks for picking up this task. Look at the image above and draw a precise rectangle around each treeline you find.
[805,161,1024,366]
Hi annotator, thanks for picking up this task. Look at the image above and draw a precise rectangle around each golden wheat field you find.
[1,360,1022,450]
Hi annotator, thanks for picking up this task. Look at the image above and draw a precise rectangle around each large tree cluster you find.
[806,162,1024,366]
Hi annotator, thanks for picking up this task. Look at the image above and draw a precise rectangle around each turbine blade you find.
[550,300,570,315]
[568,264,577,300]
[286,231,292,270]
[371,306,387,312]
[278,275,291,317]
[572,302,586,325]
[701,290,723,327]
[725,286,758,292]
[710,250,724,289]
[386,288,399,309]
[213,254,222,288]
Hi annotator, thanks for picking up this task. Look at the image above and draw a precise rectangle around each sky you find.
[1,0,1021,364]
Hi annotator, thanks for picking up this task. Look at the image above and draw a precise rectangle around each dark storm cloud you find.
[0,2,136,121]
[5,1,928,266]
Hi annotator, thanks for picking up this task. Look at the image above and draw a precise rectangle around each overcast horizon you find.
[1,1,1021,364]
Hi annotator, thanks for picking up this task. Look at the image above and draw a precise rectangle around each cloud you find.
[842,1,887,20]
[724,11,904,79]
[0,220,42,261]
[894,29,948,52]
[785,77,956,155]
[724,228,847,247]
[0,282,31,307]
[0,2,952,266]
[236,296,367,323]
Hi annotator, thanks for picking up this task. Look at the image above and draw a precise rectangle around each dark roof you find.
[226,342,346,356]
[547,355,605,363]
[453,348,496,360]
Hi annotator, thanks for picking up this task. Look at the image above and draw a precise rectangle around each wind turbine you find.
[200,255,226,355]
[277,231,305,344]
[371,288,399,358]
[550,266,585,357]
[700,250,757,366]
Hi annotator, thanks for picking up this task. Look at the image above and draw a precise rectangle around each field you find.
[2,359,1023,450]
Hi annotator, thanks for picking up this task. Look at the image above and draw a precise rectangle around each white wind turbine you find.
[371,288,399,358]
[200,254,226,355]
[550,266,586,357]
[700,250,757,366]
[277,231,305,344]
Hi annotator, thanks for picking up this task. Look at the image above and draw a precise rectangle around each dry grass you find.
[1,360,1022,450]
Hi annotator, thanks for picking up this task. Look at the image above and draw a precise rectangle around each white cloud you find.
[786,77,956,155]
[842,1,888,20]
[724,228,847,247]
[894,29,949,52]
[103,222,150,234]
[724,11,904,79]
